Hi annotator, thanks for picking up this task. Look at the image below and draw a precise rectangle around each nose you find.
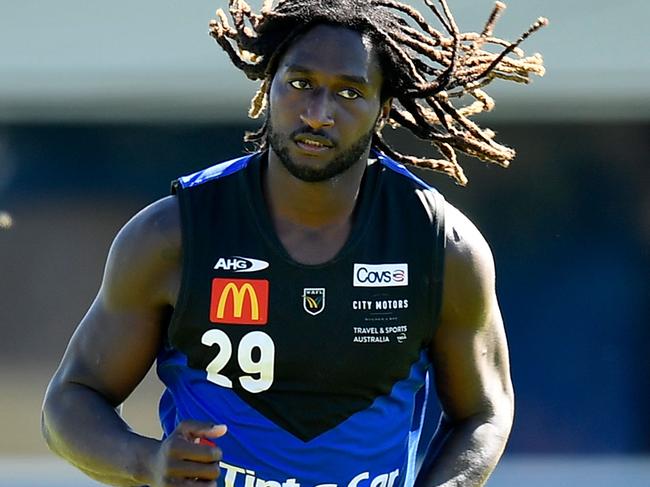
[300,90,334,130]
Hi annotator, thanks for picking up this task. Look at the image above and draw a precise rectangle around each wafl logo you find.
[353,263,408,287]
[303,288,325,316]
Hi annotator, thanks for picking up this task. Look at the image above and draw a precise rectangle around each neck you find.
[263,149,370,230]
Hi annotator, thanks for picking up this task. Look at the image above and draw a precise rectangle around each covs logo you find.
[214,256,269,273]
[353,263,408,287]
[210,278,269,324]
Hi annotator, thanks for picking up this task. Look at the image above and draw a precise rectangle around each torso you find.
[156,152,446,487]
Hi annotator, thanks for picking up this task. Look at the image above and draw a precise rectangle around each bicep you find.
[432,301,512,422]
[54,295,165,407]
[430,205,513,422]
[51,197,180,406]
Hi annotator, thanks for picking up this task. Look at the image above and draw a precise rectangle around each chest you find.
[171,231,434,388]
[166,160,445,440]
[170,165,440,384]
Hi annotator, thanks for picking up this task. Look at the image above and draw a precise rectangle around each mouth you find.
[293,134,334,154]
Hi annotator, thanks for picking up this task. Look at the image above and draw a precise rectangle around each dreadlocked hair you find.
[209,0,547,185]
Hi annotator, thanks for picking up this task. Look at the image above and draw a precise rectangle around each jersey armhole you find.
[166,186,194,343]
[431,190,446,334]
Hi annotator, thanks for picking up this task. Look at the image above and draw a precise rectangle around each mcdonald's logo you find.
[210,278,269,325]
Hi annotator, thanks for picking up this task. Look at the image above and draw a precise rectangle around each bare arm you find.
[415,204,514,487]
[41,196,224,486]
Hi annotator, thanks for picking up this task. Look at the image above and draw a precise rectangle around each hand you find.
[147,420,227,487]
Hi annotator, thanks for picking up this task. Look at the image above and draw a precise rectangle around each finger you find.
[168,480,216,487]
[175,420,225,439]
[194,438,216,447]
[196,424,228,440]
[167,459,221,481]
[185,444,222,464]
[167,436,222,463]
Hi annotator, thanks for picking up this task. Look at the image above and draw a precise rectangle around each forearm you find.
[42,381,158,486]
[414,413,512,487]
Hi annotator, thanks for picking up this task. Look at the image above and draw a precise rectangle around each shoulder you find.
[101,196,181,309]
[440,202,497,326]
[113,195,180,248]
[174,153,258,190]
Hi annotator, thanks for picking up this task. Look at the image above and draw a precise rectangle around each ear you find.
[376,97,393,130]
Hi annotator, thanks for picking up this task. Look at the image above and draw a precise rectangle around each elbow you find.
[471,388,515,443]
[41,383,61,455]
[489,387,515,441]
[41,413,60,458]
[503,381,515,430]
[40,404,50,446]
[492,408,514,443]
[41,377,73,458]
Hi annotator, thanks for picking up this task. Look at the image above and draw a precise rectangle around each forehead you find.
[277,24,382,82]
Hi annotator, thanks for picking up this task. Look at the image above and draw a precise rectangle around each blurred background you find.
[0,0,648,485]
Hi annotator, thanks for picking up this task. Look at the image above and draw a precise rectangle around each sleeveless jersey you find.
[157,150,446,487]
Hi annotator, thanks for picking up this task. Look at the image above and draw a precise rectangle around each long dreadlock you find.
[209,0,547,185]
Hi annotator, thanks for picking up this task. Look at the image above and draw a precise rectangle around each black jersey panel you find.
[167,152,445,441]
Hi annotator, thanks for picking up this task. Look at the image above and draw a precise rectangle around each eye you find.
[338,88,361,100]
[289,79,311,90]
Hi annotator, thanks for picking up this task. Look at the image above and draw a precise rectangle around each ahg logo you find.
[353,263,408,287]
[214,256,269,273]
[210,278,269,324]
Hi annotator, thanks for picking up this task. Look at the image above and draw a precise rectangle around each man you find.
[42,1,546,486]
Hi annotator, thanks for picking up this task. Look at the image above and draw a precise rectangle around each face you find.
[267,24,390,183]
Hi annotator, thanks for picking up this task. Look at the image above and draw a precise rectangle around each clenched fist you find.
[145,420,227,487]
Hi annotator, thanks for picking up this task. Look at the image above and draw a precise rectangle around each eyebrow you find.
[285,64,370,86]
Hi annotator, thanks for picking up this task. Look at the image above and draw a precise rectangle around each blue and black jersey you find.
[157,150,445,487]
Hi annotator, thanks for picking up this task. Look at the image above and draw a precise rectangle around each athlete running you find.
[42,1,546,486]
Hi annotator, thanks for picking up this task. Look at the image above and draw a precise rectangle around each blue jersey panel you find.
[176,151,430,191]
[176,154,254,189]
[373,150,433,191]
[157,346,430,487]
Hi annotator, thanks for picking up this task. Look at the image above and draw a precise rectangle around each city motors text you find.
[220,461,400,487]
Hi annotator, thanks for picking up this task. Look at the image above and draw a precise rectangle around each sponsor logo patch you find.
[210,278,269,325]
[352,299,409,311]
[352,325,409,344]
[219,460,399,487]
[353,263,408,287]
[302,288,326,316]
[214,256,269,273]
